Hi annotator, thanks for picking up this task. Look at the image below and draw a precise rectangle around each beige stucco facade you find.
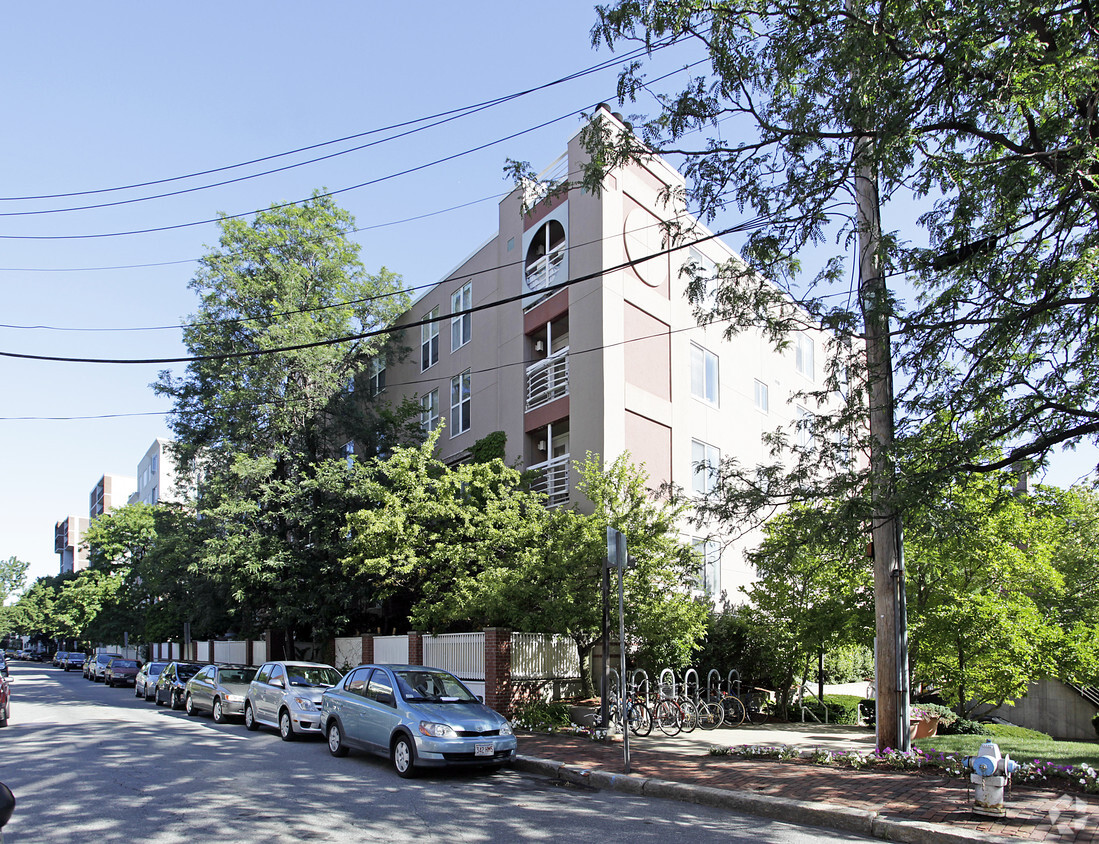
[379,114,836,601]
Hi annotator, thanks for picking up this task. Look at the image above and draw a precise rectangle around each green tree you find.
[154,193,413,643]
[0,556,29,604]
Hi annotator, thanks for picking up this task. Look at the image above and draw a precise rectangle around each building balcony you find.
[524,248,565,295]
[526,348,569,411]
[527,454,570,508]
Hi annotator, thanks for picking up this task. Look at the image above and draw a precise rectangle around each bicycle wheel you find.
[653,699,682,736]
[628,700,652,736]
[721,695,747,727]
[678,699,698,733]
[696,701,721,730]
[743,693,767,724]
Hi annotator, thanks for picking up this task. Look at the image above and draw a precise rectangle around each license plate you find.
[474,744,494,757]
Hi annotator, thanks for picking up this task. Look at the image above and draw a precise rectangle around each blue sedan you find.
[321,664,516,778]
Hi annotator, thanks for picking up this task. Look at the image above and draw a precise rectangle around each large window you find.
[420,390,439,434]
[754,379,769,413]
[796,333,815,379]
[368,357,386,396]
[691,439,721,495]
[692,538,721,596]
[451,282,472,351]
[797,405,813,448]
[690,343,719,405]
[421,308,439,371]
[450,370,471,436]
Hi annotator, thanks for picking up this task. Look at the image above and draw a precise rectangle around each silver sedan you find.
[184,664,257,723]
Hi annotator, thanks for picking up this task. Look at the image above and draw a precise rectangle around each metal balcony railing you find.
[525,348,569,411]
[524,248,565,293]
[527,454,570,508]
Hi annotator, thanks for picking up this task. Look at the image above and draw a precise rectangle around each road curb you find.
[512,755,1009,843]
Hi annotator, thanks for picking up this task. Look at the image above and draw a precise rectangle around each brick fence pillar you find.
[361,634,374,664]
[484,628,512,715]
[407,632,423,666]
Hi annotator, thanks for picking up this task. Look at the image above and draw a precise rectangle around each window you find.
[692,538,721,595]
[796,405,813,448]
[450,370,471,436]
[451,282,472,351]
[690,343,719,405]
[796,334,815,379]
[420,389,439,434]
[691,439,721,495]
[686,246,718,303]
[754,379,769,413]
[524,219,566,293]
[421,308,439,371]
[368,358,386,396]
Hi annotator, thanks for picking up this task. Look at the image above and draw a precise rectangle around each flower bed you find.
[708,744,1099,794]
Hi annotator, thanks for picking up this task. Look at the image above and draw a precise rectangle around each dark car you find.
[0,673,9,727]
[60,652,86,672]
[103,658,141,688]
[154,662,206,710]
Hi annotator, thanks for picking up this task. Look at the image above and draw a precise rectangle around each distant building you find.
[89,474,136,519]
[130,438,185,506]
[54,515,90,574]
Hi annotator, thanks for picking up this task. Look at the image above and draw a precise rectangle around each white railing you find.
[373,635,409,664]
[511,633,579,680]
[335,637,363,671]
[528,454,570,508]
[424,632,485,681]
[524,248,565,294]
[525,348,569,410]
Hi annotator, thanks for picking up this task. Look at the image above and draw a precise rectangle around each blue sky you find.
[2,3,1094,589]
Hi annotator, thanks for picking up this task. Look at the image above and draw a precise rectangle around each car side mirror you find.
[377,692,396,708]
[476,695,484,703]
[272,678,285,688]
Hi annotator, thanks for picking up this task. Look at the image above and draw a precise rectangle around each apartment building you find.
[129,438,184,506]
[375,111,835,601]
[89,474,136,519]
[54,515,90,574]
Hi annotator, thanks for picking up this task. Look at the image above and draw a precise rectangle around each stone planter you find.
[568,705,600,728]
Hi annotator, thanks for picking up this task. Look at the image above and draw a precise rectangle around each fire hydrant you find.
[963,740,1018,817]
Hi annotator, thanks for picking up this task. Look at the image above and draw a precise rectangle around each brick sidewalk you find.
[517,731,1099,841]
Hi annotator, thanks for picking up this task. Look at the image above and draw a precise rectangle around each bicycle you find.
[607,684,653,737]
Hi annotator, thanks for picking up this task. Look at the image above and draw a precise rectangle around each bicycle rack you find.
[630,669,650,705]
[683,668,700,705]
[658,667,677,699]
[706,669,722,703]
[727,669,742,700]
[607,667,621,697]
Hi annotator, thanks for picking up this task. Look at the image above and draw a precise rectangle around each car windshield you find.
[219,668,257,685]
[394,670,478,703]
[286,666,341,687]
[112,660,137,669]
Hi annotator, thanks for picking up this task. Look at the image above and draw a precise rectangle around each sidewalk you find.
[512,723,1099,842]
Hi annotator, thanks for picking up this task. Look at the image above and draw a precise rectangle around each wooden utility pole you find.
[854,137,911,752]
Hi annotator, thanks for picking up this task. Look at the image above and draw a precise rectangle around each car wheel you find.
[145,687,154,703]
[212,699,225,724]
[184,694,195,716]
[392,734,417,778]
[134,685,141,698]
[279,709,296,742]
[244,703,258,731]
[327,720,349,757]
[0,703,7,728]
[170,690,182,710]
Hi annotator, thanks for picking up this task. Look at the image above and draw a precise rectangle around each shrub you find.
[940,717,992,736]
[510,700,573,731]
[988,723,1050,740]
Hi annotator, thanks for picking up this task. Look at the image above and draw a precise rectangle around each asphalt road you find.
[0,663,873,843]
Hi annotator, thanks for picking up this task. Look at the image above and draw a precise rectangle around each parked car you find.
[154,662,206,709]
[244,661,343,741]
[103,658,140,688]
[51,652,62,668]
[0,672,9,727]
[135,662,168,701]
[184,664,258,723]
[320,664,516,777]
[60,652,86,672]
[87,653,122,682]
[81,655,95,678]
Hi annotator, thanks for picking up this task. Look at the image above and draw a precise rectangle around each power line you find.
[0,223,758,365]
[0,39,680,208]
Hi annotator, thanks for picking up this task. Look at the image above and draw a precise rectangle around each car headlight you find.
[290,696,317,711]
[419,721,457,738]
[225,694,244,703]
[499,721,514,736]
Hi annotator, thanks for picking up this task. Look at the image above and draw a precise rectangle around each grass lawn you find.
[915,733,1099,768]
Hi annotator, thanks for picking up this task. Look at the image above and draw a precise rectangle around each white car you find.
[243,661,343,741]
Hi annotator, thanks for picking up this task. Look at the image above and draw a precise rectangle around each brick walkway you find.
[517,731,1099,841]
